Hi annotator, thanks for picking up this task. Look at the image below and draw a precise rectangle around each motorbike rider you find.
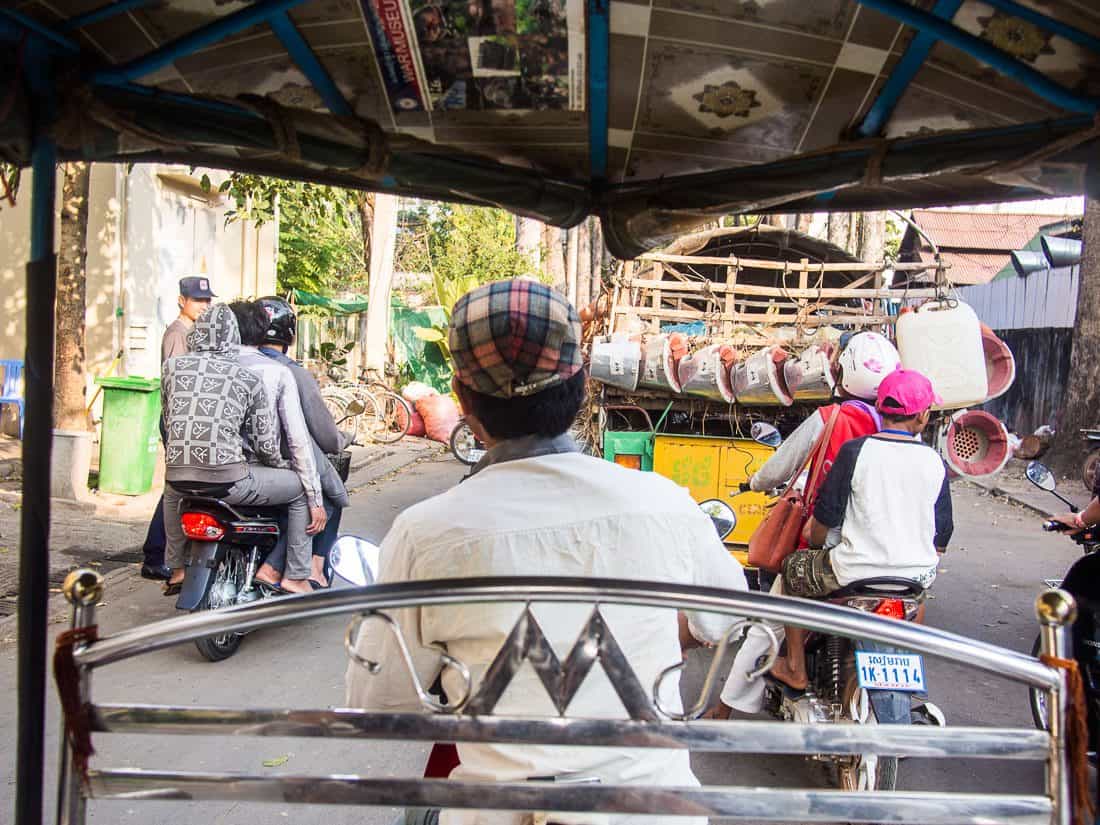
[707,331,900,718]
[1050,476,1100,533]
[160,304,319,595]
[346,279,748,825]
[256,296,352,587]
[771,368,953,689]
[230,301,331,594]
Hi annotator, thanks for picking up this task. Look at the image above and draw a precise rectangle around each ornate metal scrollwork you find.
[346,603,782,722]
[654,620,779,721]
[345,611,473,714]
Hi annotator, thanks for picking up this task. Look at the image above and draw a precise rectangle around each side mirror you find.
[699,499,736,541]
[750,422,782,447]
[329,536,381,587]
[1026,461,1057,492]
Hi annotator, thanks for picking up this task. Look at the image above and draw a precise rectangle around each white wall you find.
[0,163,278,387]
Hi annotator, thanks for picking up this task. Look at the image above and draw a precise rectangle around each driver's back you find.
[346,450,748,825]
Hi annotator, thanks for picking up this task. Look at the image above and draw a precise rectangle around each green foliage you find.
[222,173,367,295]
[412,323,451,361]
[884,214,904,262]
[319,341,355,367]
[434,205,535,295]
[0,163,21,210]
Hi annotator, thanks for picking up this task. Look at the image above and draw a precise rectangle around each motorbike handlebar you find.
[1043,520,1072,532]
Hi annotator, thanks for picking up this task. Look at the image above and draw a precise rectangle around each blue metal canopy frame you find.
[856,0,963,138]
[854,0,1099,122]
[587,0,609,182]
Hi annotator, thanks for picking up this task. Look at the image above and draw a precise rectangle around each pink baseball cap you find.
[876,369,942,415]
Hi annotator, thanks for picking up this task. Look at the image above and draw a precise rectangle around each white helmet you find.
[838,332,900,400]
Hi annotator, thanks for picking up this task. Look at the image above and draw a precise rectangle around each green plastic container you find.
[96,376,161,495]
[602,429,654,472]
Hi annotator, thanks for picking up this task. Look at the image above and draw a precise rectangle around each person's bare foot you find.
[702,701,733,720]
[167,568,185,586]
[254,562,281,587]
[310,555,329,588]
[769,657,808,690]
[280,578,313,595]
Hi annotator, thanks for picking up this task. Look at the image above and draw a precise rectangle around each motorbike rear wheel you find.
[450,421,480,466]
[835,663,899,792]
[193,554,244,662]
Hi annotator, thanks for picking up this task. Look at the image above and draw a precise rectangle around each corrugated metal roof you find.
[914,249,1012,285]
[910,210,1055,252]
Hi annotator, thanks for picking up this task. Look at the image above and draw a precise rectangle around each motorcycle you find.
[450,419,486,466]
[175,402,366,662]
[1024,461,1100,744]
[759,579,944,790]
[698,500,943,790]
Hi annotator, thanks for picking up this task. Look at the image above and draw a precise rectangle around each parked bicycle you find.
[321,379,412,446]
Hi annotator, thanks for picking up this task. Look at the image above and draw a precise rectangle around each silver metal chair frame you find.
[56,571,1077,825]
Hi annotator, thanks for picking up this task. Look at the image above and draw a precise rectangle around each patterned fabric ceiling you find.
[3,0,1099,256]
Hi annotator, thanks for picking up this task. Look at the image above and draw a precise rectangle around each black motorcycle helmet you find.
[257,296,296,347]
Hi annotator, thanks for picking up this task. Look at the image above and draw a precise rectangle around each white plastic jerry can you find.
[896,299,988,409]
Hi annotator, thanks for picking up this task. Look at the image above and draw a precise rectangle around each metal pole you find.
[56,571,103,825]
[16,35,58,825]
[1036,588,1077,825]
[17,147,57,825]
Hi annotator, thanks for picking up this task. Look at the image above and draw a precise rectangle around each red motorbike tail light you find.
[181,512,226,541]
[874,598,906,620]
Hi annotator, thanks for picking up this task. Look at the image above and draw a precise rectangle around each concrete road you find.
[0,456,1084,825]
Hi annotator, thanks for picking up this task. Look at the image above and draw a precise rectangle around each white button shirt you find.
[345,450,748,825]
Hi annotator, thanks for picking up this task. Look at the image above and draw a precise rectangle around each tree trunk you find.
[515,216,542,273]
[827,213,850,252]
[1048,192,1100,479]
[364,193,397,375]
[542,224,566,293]
[860,211,887,264]
[356,191,375,282]
[796,213,814,235]
[54,162,90,431]
[575,218,592,308]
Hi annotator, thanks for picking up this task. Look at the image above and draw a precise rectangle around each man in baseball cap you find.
[139,275,217,582]
[346,279,748,821]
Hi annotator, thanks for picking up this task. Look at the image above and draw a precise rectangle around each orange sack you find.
[416,394,462,443]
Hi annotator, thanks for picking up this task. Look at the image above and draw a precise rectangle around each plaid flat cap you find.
[449,279,583,399]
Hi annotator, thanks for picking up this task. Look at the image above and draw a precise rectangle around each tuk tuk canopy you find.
[1,0,1098,259]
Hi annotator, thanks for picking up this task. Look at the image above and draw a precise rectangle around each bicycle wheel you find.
[361,390,413,445]
[321,388,359,444]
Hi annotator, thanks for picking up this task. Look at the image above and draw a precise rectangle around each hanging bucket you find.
[677,344,736,403]
[590,337,641,391]
[732,346,794,406]
[784,345,835,403]
[938,409,1010,479]
[638,334,682,393]
[980,324,1015,402]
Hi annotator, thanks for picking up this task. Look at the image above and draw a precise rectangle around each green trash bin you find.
[96,376,161,495]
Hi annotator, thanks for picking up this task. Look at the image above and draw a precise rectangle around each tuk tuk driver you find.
[346,279,749,825]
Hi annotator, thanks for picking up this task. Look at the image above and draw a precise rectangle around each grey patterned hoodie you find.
[161,304,281,484]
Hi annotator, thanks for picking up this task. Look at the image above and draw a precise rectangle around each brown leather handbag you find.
[747,407,841,573]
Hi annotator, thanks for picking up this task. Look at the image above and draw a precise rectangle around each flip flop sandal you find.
[255,579,290,596]
[308,580,326,591]
[163,582,183,596]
